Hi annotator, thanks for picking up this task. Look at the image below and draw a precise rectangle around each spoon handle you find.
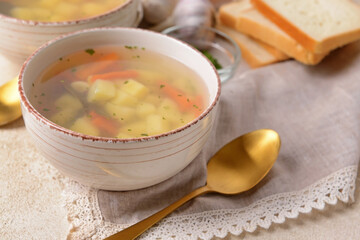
[104,185,212,240]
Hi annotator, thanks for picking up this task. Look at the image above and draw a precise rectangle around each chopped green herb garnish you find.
[177,94,182,97]
[113,113,116,116]
[87,114,92,118]
[38,101,42,104]
[187,98,190,102]
[141,133,148,136]
[71,68,77,72]
[180,118,184,123]
[41,93,45,96]
[60,80,65,83]
[162,117,166,120]
[201,50,222,70]
[124,81,129,84]
[141,47,146,50]
[43,108,50,111]
[85,48,95,55]
[193,104,199,109]
[121,118,124,120]
[125,45,140,50]
[128,129,132,131]
[160,84,165,89]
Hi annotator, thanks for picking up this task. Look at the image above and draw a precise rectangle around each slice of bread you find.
[219,1,328,65]
[216,23,289,68]
[218,0,253,29]
[252,0,360,54]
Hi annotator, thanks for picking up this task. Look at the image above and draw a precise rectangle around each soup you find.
[0,0,127,22]
[29,45,208,138]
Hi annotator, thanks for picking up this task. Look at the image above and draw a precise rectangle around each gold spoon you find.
[0,76,22,126]
[105,129,281,240]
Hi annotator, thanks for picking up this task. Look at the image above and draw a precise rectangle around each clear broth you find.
[29,45,208,138]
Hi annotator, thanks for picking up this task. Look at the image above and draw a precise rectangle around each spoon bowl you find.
[207,129,280,194]
[0,77,21,126]
[105,129,281,240]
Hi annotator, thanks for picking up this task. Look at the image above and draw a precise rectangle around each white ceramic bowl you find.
[19,28,221,191]
[0,0,141,62]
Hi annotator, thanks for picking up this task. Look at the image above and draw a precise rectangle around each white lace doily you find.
[64,165,357,240]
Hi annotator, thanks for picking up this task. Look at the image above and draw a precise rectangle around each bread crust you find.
[256,40,288,60]
[235,11,328,65]
[216,23,289,68]
[218,8,237,29]
[234,37,287,68]
[219,1,251,29]
[251,0,360,54]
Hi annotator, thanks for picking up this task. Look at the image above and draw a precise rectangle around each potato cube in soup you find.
[146,114,170,136]
[144,95,162,106]
[32,8,52,21]
[120,79,149,99]
[10,8,35,20]
[70,116,100,136]
[38,0,61,8]
[159,98,180,112]
[136,103,156,118]
[105,102,136,123]
[105,0,122,7]
[82,3,107,16]
[64,0,83,3]
[111,89,138,107]
[50,15,67,22]
[87,79,116,103]
[50,108,78,126]
[55,93,83,111]
[158,98,182,123]
[54,2,78,18]
[71,81,90,93]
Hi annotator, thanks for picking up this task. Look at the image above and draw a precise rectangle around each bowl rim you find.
[0,0,135,26]
[18,27,221,143]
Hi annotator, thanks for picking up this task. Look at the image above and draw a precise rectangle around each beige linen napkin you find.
[72,40,360,239]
